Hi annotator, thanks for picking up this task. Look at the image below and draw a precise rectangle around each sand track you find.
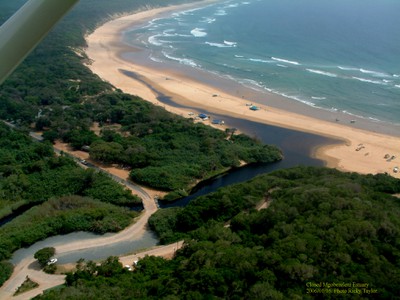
[0,144,176,300]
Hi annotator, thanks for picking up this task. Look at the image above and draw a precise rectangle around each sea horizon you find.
[122,0,400,129]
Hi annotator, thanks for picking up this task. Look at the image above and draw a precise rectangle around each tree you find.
[34,247,55,268]
[0,261,13,287]
[90,141,124,163]
[97,256,123,277]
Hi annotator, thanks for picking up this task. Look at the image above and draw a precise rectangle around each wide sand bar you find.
[85,0,400,178]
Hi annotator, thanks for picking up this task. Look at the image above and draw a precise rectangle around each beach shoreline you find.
[84,0,400,178]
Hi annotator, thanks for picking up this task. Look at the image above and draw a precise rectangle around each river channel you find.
[10,115,338,265]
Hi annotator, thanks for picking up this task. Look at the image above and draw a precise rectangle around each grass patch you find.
[14,276,39,296]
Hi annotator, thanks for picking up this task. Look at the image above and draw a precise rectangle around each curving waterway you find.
[6,11,340,266]
[9,113,337,265]
[161,114,337,207]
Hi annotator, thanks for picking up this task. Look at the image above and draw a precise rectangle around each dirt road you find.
[0,145,175,299]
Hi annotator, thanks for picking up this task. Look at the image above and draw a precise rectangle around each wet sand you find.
[84,1,400,178]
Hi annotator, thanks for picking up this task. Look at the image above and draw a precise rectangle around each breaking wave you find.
[190,28,207,37]
[352,77,387,85]
[271,57,300,65]
[224,40,237,47]
[338,66,358,71]
[249,58,272,63]
[162,51,199,68]
[307,69,338,78]
[205,42,231,48]
[360,68,390,78]
[148,35,163,46]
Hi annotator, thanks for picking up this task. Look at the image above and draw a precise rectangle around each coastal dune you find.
[85,1,400,178]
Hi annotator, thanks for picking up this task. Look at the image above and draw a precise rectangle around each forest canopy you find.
[0,123,139,286]
[34,167,400,299]
[3,1,400,298]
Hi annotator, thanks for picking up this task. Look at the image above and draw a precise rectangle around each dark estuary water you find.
[160,112,338,208]
[122,69,338,208]
[8,83,339,264]
[11,116,337,264]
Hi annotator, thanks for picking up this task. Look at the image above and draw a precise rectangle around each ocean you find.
[123,0,400,126]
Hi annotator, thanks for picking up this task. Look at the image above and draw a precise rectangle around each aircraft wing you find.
[0,0,79,84]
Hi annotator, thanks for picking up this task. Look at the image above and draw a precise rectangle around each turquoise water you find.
[124,0,400,125]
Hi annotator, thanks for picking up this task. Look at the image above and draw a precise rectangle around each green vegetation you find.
[34,247,56,268]
[0,0,282,197]
[0,195,135,262]
[0,124,138,286]
[0,194,136,275]
[40,167,400,299]
[127,127,281,192]
[0,0,281,289]
[35,247,58,274]
[43,263,57,275]
[0,123,140,216]
[14,276,39,296]
[0,261,13,287]
[6,1,398,298]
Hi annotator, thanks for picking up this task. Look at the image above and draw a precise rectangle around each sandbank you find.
[84,0,400,179]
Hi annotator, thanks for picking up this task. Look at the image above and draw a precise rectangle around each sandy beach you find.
[84,0,400,178]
